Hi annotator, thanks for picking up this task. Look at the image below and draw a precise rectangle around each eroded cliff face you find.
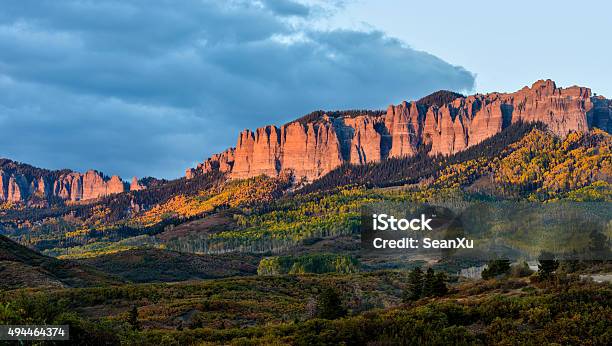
[188,80,612,181]
[0,164,146,204]
[49,170,128,202]
[227,122,344,180]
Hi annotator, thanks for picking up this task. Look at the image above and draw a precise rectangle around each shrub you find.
[510,261,534,278]
[482,259,511,279]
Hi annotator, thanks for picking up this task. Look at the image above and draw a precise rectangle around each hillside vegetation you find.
[0,235,121,289]
[78,249,258,283]
[1,270,609,345]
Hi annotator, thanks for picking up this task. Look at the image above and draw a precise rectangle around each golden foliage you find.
[132,175,290,227]
[496,129,611,196]
[434,129,611,200]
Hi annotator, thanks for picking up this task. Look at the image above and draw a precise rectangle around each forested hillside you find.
[0,235,121,289]
[2,123,611,261]
[300,121,546,193]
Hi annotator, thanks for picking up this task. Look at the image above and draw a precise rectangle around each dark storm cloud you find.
[0,0,475,178]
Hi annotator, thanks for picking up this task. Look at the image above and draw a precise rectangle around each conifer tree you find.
[128,305,140,331]
[481,259,511,279]
[433,272,449,296]
[317,287,346,320]
[538,251,559,279]
[403,267,424,302]
[588,229,610,260]
[422,268,436,297]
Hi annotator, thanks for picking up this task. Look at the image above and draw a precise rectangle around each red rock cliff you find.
[189,80,611,180]
[0,165,146,204]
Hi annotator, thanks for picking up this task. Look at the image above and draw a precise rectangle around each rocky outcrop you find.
[130,177,145,191]
[189,80,612,181]
[0,161,144,204]
[342,116,386,165]
[50,170,127,202]
[186,148,235,179]
[226,120,344,180]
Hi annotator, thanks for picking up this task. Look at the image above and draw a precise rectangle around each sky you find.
[0,0,609,179]
[332,0,612,96]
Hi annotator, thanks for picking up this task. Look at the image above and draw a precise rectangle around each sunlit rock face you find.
[0,165,135,204]
[190,80,611,181]
[51,170,126,202]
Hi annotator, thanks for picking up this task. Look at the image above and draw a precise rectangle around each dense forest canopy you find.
[416,90,465,108]
[290,109,386,125]
[0,158,73,180]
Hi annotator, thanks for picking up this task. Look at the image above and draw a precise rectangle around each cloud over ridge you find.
[0,0,474,178]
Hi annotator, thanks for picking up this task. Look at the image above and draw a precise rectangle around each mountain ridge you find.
[188,79,612,181]
[0,158,152,206]
[2,79,611,208]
